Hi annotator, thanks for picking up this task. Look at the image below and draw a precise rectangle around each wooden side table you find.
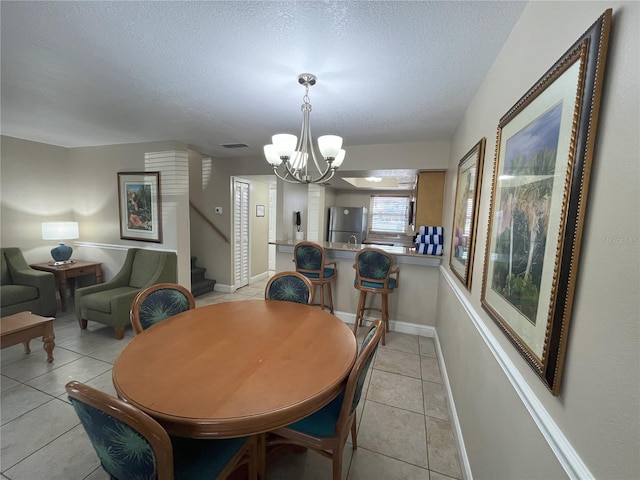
[1,311,55,362]
[30,261,103,312]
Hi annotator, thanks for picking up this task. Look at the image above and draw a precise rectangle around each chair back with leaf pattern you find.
[294,242,335,280]
[354,248,399,294]
[66,380,174,480]
[264,272,314,305]
[130,283,196,334]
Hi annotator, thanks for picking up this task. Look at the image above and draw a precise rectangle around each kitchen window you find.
[368,195,411,235]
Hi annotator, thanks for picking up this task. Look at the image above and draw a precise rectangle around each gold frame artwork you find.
[481,10,612,395]
[450,138,486,289]
[118,172,162,243]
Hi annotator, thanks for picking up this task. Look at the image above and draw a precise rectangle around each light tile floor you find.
[0,277,462,480]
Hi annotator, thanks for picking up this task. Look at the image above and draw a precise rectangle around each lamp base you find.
[51,242,73,262]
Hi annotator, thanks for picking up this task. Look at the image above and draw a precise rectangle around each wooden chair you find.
[293,241,337,313]
[65,380,257,480]
[264,271,314,305]
[130,282,195,335]
[353,248,399,345]
[267,320,383,480]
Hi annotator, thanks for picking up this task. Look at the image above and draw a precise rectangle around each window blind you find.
[369,195,410,234]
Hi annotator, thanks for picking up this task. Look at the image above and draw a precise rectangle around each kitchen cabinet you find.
[414,171,445,229]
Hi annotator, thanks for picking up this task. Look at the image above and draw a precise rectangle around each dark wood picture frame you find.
[118,171,162,243]
[481,10,612,395]
[450,138,486,289]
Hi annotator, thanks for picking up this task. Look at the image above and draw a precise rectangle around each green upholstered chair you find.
[75,248,177,339]
[353,248,399,346]
[264,271,314,305]
[130,283,195,335]
[267,320,383,480]
[293,241,337,313]
[1,247,57,317]
[66,380,257,480]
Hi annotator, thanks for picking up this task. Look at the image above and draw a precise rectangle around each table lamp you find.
[41,221,79,265]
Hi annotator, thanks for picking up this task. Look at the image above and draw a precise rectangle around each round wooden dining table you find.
[112,299,357,439]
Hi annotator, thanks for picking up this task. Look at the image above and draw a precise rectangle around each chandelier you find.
[264,73,345,184]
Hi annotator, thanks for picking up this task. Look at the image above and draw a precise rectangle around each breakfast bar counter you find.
[272,240,442,331]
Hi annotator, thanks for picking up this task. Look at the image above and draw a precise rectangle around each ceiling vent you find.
[220,143,250,149]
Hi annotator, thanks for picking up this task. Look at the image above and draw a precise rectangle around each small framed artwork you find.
[118,172,162,243]
[256,205,265,217]
[481,10,611,395]
[450,138,486,289]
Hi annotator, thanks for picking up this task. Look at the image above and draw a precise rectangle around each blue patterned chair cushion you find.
[357,250,391,280]
[266,275,311,304]
[70,398,158,479]
[284,391,344,438]
[295,244,323,271]
[70,397,249,479]
[284,324,380,438]
[355,278,396,290]
[138,289,192,331]
[171,435,249,479]
[300,267,335,280]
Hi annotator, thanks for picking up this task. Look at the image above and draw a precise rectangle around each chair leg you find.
[332,444,343,480]
[351,412,358,450]
[257,433,266,480]
[114,327,125,340]
[327,281,334,314]
[381,294,388,346]
[248,435,259,480]
[319,281,326,311]
[353,291,366,337]
[79,318,87,329]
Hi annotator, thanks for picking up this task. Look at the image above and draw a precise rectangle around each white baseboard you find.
[251,271,270,283]
[333,311,436,338]
[433,328,473,480]
[214,283,235,294]
[440,266,593,480]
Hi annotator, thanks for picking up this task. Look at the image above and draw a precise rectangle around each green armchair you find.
[75,248,177,339]
[1,247,57,317]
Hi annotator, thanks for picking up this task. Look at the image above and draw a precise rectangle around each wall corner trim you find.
[439,266,594,480]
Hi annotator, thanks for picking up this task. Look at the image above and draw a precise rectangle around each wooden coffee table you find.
[1,311,55,362]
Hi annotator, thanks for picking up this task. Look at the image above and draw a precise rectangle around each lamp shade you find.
[317,135,343,159]
[272,134,297,158]
[42,222,79,240]
[42,222,79,263]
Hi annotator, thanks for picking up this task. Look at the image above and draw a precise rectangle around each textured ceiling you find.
[0,1,526,160]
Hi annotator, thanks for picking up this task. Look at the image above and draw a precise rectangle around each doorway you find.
[233,178,250,289]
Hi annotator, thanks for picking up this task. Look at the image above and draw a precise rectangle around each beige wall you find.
[1,137,191,283]
[438,2,639,479]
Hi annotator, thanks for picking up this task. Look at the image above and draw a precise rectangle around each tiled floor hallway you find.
[1,276,462,479]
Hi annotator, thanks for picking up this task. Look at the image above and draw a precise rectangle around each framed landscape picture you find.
[481,9,612,395]
[118,172,162,243]
[450,138,485,289]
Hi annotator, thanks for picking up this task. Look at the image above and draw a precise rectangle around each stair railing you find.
[190,202,230,244]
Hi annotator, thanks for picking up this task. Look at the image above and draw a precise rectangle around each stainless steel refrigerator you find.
[327,206,368,243]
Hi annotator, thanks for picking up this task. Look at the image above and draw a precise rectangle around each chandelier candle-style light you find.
[264,73,345,184]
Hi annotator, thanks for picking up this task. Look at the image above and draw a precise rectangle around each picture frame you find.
[256,205,265,217]
[481,9,611,395]
[450,138,486,289]
[118,172,162,243]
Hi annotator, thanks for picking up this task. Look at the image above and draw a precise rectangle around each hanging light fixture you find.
[264,73,345,184]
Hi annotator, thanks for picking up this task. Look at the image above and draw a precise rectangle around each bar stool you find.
[353,248,399,345]
[293,241,337,313]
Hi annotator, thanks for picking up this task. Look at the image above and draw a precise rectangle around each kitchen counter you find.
[271,240,442,266]
[272,239,442,330]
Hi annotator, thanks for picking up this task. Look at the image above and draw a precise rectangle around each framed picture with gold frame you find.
[450,138,485,289]
[481,10,612,395]
[118,171,162,243]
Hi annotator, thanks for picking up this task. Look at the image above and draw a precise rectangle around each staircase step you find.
[192,278,216,298]
[191,266,207,282]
